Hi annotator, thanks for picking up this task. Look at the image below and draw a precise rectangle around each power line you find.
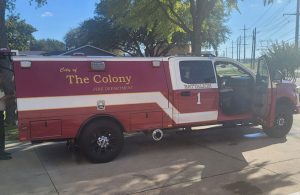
[258,10,288,30]
[259,17,290,33]
[249,4,273,29]
[267,21,293,38]
[284,37,296,42]
[253,1,291,29]
[277,28,296,39]
[283,0,300,49]
[259,20,291,40]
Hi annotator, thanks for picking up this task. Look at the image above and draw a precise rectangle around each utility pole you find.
[297,0,299,49]
[239,36,242,62]
[231,40,234,58]
[237,37,241,61]
[253,28,256,67]
[241,25,249,62]
[284,0,300,49]
[251,28,257,69]
[236,38,239,61]
[251,30,254,68]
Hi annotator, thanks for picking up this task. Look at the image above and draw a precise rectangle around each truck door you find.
[169,58,219,125]
[253,57,272,119]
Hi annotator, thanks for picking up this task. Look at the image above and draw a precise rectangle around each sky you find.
[220,0,297,58]
[14,0,98,41]
[13,0,298,57]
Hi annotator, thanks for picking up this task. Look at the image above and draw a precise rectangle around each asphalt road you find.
[2,116,300,195]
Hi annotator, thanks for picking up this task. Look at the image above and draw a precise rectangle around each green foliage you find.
[5,122,18,141]
[264,0,274,5]
[6,15,36,50]
[64,28,81,49]
[30,38,65,51]
[201,2,231,50]
[28,0,47,7]
[1,0,47,48]
[6,0,47,12]
[65,18,120,51]
[96,0,235,55]
[264,42,300,81]
[96,0,187,56]
[96,0,178,37]
[64,17,188,56]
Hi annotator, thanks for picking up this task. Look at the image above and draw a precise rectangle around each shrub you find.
[264,42,300,81]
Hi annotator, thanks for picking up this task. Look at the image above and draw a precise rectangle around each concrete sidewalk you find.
[2,116,300,194]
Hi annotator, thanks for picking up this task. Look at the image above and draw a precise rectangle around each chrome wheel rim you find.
[277,117,286,127]
[97,136,110,148]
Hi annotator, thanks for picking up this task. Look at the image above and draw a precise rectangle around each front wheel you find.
[80,119,124,163]
[263,105,293,138]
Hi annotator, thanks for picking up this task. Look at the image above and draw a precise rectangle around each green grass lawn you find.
[5,124,18,141]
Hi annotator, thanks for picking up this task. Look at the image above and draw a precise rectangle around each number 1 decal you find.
[197,92,201,104]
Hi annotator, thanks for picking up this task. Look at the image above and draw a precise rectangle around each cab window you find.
[215,62,249,77]
[179,61,216,84]
[257,60,270,84]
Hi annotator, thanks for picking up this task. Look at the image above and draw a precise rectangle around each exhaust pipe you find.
[152,129,164,141]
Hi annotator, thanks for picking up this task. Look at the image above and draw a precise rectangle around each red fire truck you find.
[11,55,300,163]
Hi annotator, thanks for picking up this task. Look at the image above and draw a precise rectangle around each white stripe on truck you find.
[17,92,218,124]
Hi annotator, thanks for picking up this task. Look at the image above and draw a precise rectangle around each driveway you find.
[2,116,300,194]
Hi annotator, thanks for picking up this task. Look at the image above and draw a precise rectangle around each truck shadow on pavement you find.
[6,126,300,195]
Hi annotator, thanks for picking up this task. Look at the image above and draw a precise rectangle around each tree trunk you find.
[191,31,202,56]
[190,0,203,57]
[0,0,7,48]
[0,57,15,125]
[191,17,202,56]
[0,0,16,125]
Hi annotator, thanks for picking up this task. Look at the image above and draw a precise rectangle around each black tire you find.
[263,104,293,138]
[31,140,44,144]
[80,119,124,163]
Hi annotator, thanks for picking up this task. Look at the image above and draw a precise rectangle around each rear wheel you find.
[263,104,293,138]
[80,119,124,163]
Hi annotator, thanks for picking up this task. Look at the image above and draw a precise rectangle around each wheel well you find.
[276,97,294,110]
[76,115,125,139]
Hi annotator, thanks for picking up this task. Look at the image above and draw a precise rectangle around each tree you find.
[64,17,188,56]
[0,0,46,48]
[31,38,66,52]
[264,42,300,81]
[96,1,190,56]
[264,0,274,5]
[97,0,236,56]
[198,2,230,51]
[6,15,36,51]
[65,18,121,51]
[97,0,274,56]
[0,0,46,124]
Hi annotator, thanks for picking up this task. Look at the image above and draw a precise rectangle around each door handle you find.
[181,91,191,96]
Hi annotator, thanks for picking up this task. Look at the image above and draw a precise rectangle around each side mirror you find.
[273,70,283,82]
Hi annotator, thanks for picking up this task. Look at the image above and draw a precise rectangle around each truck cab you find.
[169,56,299,137]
